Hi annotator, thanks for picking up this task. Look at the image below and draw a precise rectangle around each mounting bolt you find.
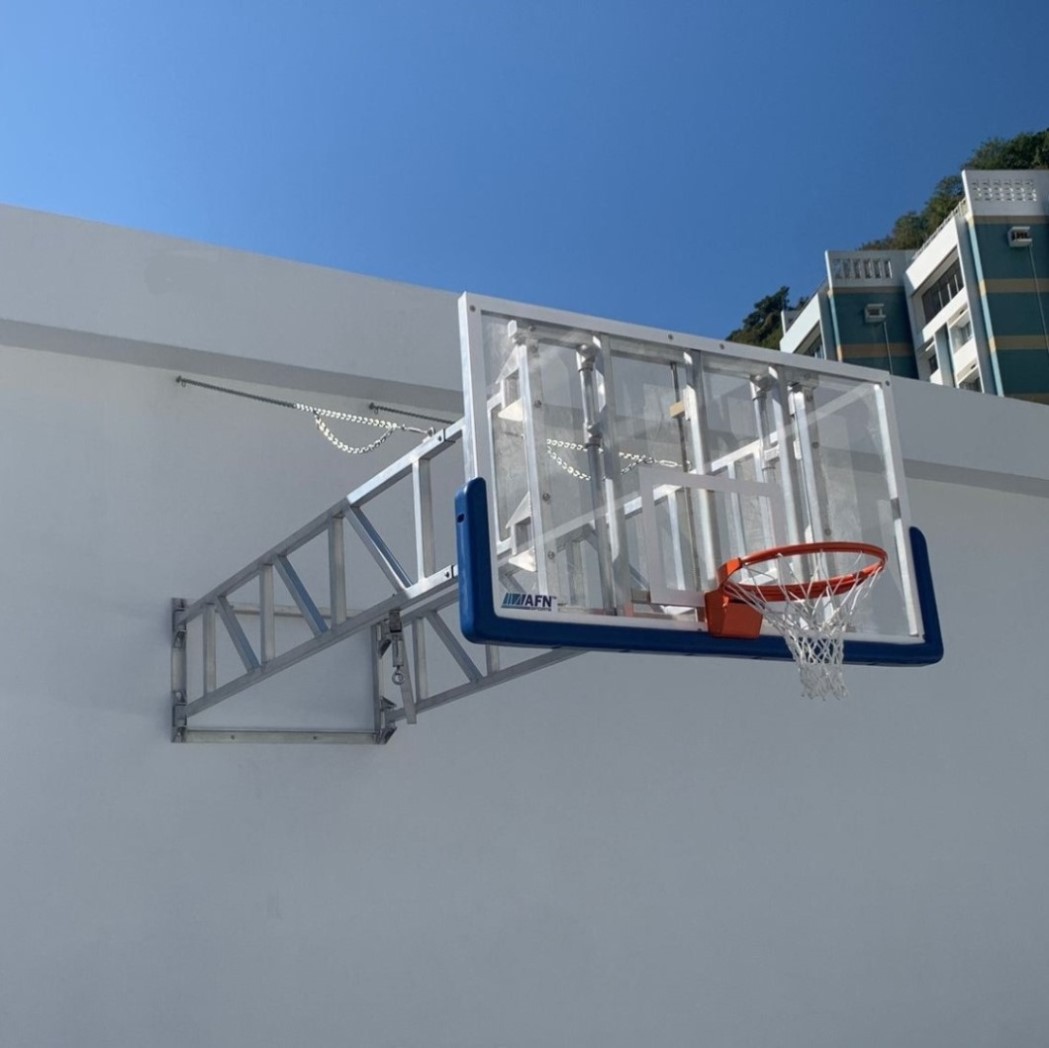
[542,492,552,502]
[533,399,542,408]
[547,551,556,561]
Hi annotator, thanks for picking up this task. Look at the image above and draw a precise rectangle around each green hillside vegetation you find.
[727,127,1049,347]
[725,287,807,350]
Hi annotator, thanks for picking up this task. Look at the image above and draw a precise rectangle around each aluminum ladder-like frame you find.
[170,420,578,744]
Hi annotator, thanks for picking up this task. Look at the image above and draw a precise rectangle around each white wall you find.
[2,211,1049,1048]
[0,204,463,416]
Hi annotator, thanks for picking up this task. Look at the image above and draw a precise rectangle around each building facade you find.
[5,203,1049,1047]
[780,169,1049,402]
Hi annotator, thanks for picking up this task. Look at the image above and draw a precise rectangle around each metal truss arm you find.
[171,420,580,743]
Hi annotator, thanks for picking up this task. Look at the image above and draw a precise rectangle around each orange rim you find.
[718,541,887,602]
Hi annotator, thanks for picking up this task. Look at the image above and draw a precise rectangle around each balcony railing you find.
[910,199,969,263]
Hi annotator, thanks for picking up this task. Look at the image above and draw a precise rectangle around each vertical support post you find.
[412,618,427,704]
[564,537,584,606]
[665,489,689,592]
[724,461,748,554]
[171,599,188,742]
[875,381,920,635]
[259,563,276,664]
[578,342,616,613]
[516,330,551,593]
[485,643,501,675]
[328,514,347,626]
[371,623,386,743]
[592,342,633,614]
[412,459,436,581]
[669,358,701,593]
[758,372,802,545]
[203,603,217,695]
[685,354,719,592]
[788,381,829,542]
[408,459,434,702]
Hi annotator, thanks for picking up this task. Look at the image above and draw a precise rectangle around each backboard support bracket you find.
[170,424,582,742]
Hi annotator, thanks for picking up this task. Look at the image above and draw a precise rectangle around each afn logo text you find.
[502,592,557,612]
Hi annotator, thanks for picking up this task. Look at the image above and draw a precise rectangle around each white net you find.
[722,545,885,699]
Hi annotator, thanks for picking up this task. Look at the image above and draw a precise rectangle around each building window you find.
[949,313,973,351]
[799,336,825,359]
[920,341,939,377]
[957,366,982,392]
[921,260,964,323]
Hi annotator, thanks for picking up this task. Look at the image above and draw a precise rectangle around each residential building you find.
[780,249,917,377]
[780,169,1049,401]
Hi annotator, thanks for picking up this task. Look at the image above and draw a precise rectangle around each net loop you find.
[716,542,887,700]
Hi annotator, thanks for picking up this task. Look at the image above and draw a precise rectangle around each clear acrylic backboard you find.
[455,294,941,666]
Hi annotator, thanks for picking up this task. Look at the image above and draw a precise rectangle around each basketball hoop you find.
[704,542,888,699]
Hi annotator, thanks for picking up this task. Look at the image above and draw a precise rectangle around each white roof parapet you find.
[963,169,1049,218]
[826,249,912,288]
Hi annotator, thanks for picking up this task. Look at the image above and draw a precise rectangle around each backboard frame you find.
[456,293,943,666]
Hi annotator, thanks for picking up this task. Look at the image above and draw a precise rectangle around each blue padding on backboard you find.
[456,478,943,666]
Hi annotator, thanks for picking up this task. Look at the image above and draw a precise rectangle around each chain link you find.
[544,439,678,480]
[295,402,399,430]
[312,414,395,455]
[546,447,591,481]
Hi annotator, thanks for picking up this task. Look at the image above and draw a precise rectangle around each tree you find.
[726,286,804,349]
[967,129,1049,170]
[861,211,926,251]
[727,128,1049,341]
[925,175,964,228]
[860,130,1049,249]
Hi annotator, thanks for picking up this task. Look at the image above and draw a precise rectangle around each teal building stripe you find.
[839,351,919,378]
[830,289,911,345]
[829,288,915,377]
[971,222,1049,281]
[993,348,1049,396]
[983,292,1049,337]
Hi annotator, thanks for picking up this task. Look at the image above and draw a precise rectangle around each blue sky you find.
[2,0,1047,337]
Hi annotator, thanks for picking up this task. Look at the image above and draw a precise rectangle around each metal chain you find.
[175,375,432,457]
[312,414,394,455]
[296,402,399,430]
[545,438,678,481]
[546,447,591,481]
